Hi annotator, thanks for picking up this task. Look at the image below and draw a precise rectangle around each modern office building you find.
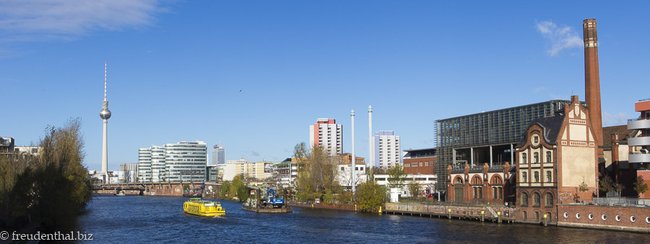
[374,131,401,169]
[403,148,436,175]
[630,99,650,199]
[137,148,152,183]
[150,146,166,182]
[212,144,225,164]
[309,118,343,156]
[164,141,208,182]
[628,99,650,164]
[435,99,573,196]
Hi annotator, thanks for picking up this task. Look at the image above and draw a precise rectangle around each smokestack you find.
[583,18,603,154]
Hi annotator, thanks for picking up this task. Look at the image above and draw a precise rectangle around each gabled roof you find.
[519,115,565,146]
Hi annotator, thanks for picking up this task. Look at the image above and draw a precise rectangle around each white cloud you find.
[536,20,583,56]
[0,0,162,42]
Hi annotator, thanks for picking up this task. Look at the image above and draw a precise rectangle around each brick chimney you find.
[583,18,604,155]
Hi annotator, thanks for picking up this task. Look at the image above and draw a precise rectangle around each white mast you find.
[351,109,356,194]
[368,105,373,170]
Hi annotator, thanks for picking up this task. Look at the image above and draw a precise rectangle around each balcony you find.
[629,153,650,163]
[628,136,650,146]
[628,119,650,130]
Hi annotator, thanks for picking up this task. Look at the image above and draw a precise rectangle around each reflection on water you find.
[79,196,650,243]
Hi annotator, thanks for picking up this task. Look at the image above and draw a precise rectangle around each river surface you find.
[79,196,650,243]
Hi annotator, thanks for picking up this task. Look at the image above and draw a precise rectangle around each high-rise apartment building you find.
[212,144,225,164]
[374,131,401,169]
[309,118,343,156]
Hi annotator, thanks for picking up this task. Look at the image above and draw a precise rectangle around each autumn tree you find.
[294,143,340,202]
[356,181,386,212]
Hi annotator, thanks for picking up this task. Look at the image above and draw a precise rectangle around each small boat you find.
[183,198,226,217]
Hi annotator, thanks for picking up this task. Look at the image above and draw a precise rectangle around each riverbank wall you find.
[289,202,357,211]
[556,204,650,233]
[383,202,650,233]
[384,202,515,223]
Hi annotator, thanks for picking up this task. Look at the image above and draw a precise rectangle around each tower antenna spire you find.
[104,62,107,101]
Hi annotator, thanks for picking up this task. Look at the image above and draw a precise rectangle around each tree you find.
[387,164,406,189]
[293,143,340,202]
[0,119,91,230]
[635,176,648,197]
[599,175,615,193]
[356,181,386,212]
[408,181,420,200]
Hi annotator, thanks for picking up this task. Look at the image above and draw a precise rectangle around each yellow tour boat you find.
[183,198,226,217]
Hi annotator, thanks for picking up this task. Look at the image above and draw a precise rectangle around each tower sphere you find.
[100,106,111,119]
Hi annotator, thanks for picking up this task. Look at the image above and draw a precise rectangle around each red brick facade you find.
[403,156,435,175]
[557,204,650,233]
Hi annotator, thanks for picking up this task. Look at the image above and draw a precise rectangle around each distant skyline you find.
[2,1,649,171]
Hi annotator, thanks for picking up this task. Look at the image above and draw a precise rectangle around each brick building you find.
[403,148,436,175]
[516,95,598,224]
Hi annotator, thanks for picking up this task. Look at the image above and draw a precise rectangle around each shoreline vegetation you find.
[0,119,91,231]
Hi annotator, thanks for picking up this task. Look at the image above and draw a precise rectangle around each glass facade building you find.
[435,100,572,192]
[165,141,208,183]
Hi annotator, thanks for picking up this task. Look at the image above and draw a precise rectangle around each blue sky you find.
[1,1,649,171]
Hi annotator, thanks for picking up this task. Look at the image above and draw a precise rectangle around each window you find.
[533,193,541,207]
[546,171,552,183]
[533,136,539,144]
[522,153,527,164]
[522,172,528,183]
[534,171,540,183]
[546,151,552,163]
[545,192,553,207]
[534,152,539,164]
[521,192,528,206]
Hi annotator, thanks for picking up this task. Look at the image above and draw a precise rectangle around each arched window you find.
[522,153,527,164]
[545,192,553,207]
[533,192,541,207]
[534,152,539,164]
[546,151,552,163]
[522,171,528,183]
[546,171,552,183]
[534,171,540,183]
[521,192,528,206]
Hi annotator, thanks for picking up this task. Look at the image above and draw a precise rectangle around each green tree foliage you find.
[0,119,91,230]
[294,143,341,202]
[635,176,648,196]
[218,175,249,202]
[356,181,386,212]
[407,181,420,200]
[599,175,615,193]
[387,164,406,189]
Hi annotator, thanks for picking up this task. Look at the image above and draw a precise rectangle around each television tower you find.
[100,63,112,183]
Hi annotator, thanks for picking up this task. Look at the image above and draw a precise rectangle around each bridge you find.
[93,182,221,196]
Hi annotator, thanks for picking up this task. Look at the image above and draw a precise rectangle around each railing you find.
[592,197,650,207]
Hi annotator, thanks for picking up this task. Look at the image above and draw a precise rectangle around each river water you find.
[79,196,650,243]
